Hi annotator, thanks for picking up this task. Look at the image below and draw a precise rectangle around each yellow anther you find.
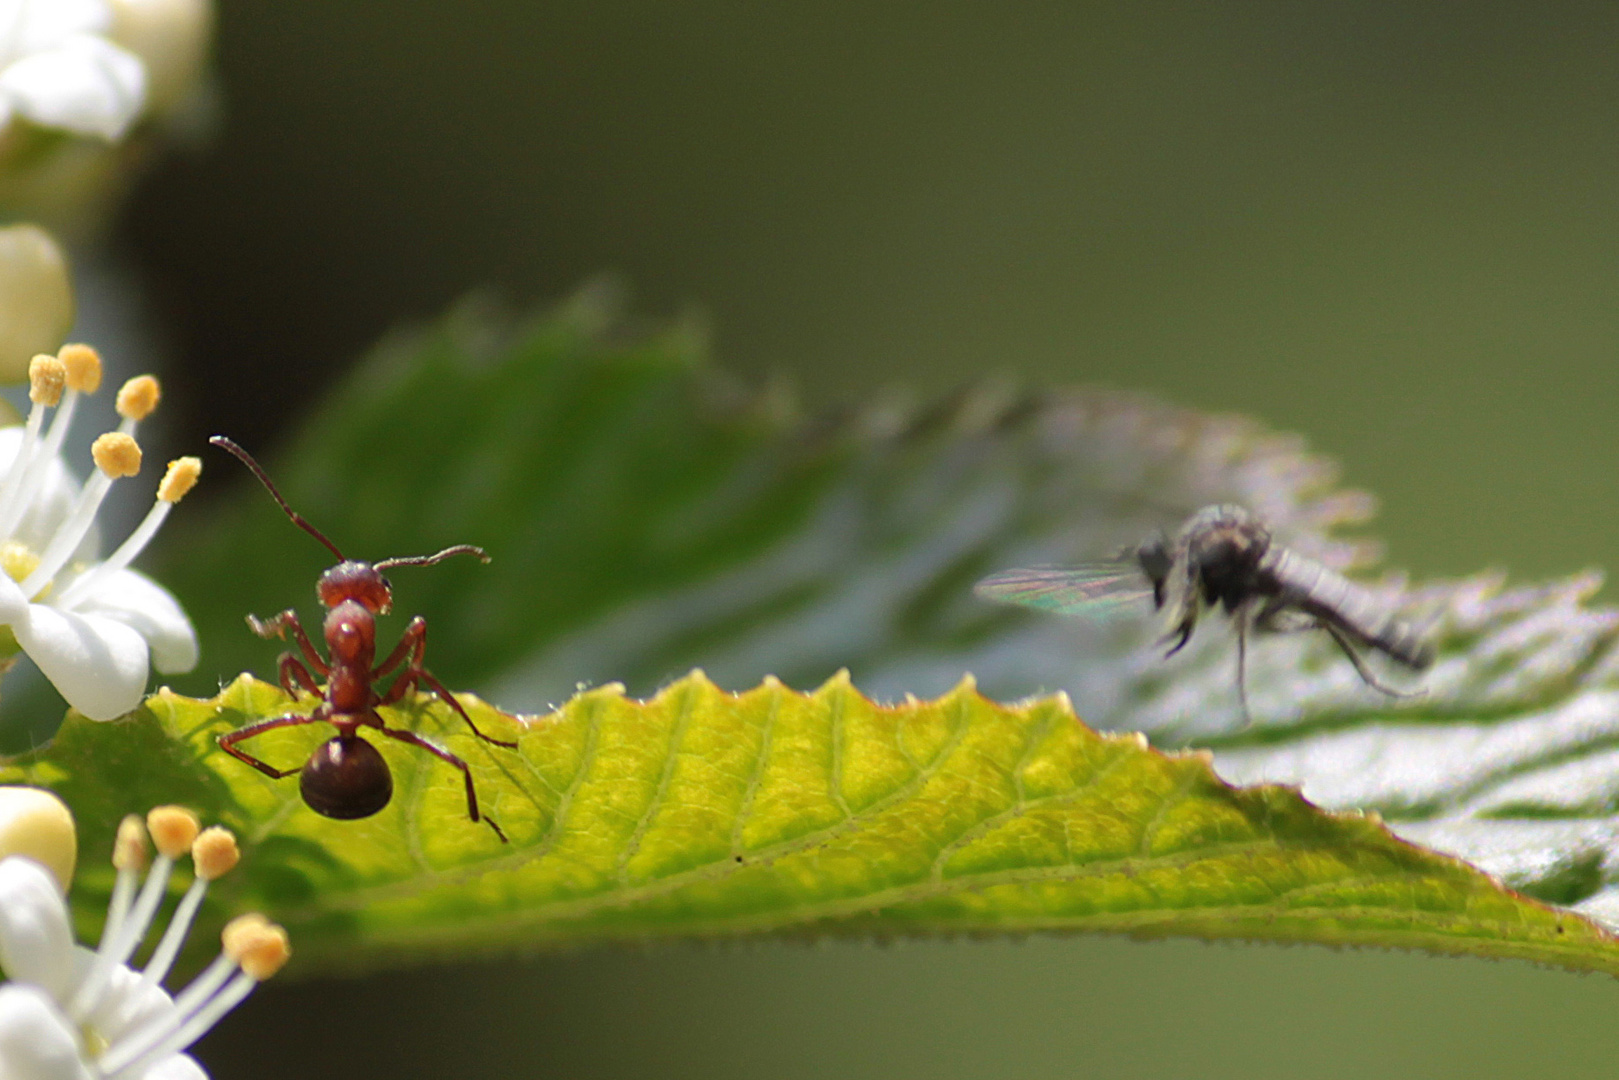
[92,432,141,478]
[112,814,148,873]
[57,344,102,394]
[146,805,199,859]
[222,914,291,981]
[157,457,201,503]
[115,375,160,421]
[191,826,239,880]
[0,541,38,584]
[27,354,64,406]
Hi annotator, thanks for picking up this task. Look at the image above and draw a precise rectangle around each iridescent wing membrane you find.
[974,561,1155,618]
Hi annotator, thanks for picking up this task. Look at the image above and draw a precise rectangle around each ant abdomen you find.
[300,736,393,820]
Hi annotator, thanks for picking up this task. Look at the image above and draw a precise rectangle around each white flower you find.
[0,0,147,140]
[0,793,289,1080]
[0,346,201,720]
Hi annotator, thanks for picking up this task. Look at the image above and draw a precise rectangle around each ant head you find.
[300,735,393,820]
[317,560,392,614]
[211,436,491,604]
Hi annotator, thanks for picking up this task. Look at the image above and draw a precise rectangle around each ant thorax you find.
[322,600,377,712]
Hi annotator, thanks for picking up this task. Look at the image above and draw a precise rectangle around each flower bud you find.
[0,227,72,384]
[110,0,214,115]
[0,788,76,893]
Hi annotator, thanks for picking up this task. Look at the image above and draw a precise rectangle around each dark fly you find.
[974,504,1434,721]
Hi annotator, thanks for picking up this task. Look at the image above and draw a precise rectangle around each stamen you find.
[158,457,201,504]
[140,828,238,988]
[108,971,258,1080]
[225,917,290,980]
[191,827,238,881]
[69,847,175,1022]
[103,917,289,1080]
[146,806,199,859]
[58,457,202,610]
[93,433,142,479]
[27,355,64,407]
[114,375,160,435]
[99,815,148,949]
[20,432,141,600]
[112,814,148,873]
[99,952,236,1077]
[0,357,60,538]
[57,344,102,394]
[1,380,84,553]
[139,879,205,989]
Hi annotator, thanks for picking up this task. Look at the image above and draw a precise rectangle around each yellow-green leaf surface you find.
[6,672,1615,976]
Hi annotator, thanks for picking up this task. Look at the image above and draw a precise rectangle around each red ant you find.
[210,436,514,842]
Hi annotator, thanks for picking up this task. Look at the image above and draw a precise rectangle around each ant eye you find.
[300,736,392,819]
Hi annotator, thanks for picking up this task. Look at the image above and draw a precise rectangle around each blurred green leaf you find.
[7,672,1615,976]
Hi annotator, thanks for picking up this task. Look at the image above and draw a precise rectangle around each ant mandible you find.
[210,436,514,842]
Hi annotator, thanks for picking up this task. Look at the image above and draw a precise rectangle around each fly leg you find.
[1232,603,1254,727]
[1254,600,1422,700]
[218,714,323,779]
[372,723,509,843]
[1322,622,1424,699]
[1156,552,1199,658]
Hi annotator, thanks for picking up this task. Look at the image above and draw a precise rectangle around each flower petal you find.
[68,568,197,674]
[82,951,173,1044]
[0,858,75,997]
[0,426,86,555]
[10,601,149,720]
[137,1052,209,1080]
[6,0,114,55]
[0,34,145,139]
[0,984,90,1080]
[0,569,25,624]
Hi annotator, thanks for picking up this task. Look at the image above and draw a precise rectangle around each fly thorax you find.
[1191,521,1271,607]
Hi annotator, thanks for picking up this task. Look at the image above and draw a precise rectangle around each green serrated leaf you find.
[4,672,1613,976]
[145,291,1619,942]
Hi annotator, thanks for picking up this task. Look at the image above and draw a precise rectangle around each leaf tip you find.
[816,669,855,693]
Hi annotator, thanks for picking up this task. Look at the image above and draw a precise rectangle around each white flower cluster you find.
[0,787,289,1080]
[0,0,147,140]
[0,345,199,720]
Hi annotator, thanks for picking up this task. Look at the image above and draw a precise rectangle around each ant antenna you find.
[376,545,491,570]
[210,436,346,562]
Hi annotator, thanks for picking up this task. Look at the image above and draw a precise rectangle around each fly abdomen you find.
[1262,548,1433,670]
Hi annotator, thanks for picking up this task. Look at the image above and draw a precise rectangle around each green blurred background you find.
[121,3,1619,1077]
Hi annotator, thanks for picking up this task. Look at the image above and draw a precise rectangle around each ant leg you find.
[377,618,517,749]
[218,714,322,779]
[371,616,421,681]
[248,610,329,676]
[372,725,509,843]
[416,668,518,749]
[1323,623,1424,699]
[277,653,321,699]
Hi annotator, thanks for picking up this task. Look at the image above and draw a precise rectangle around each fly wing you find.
[974,561,1155,618]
